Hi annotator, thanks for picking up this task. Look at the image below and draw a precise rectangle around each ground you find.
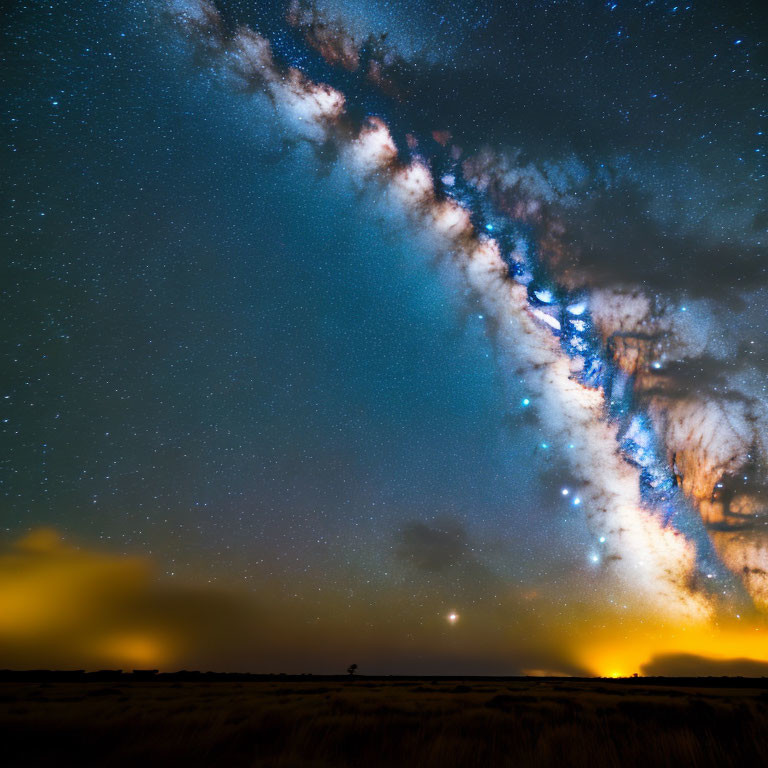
[2,677,767,767]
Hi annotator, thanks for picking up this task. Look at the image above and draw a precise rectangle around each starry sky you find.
[1,0,766,676]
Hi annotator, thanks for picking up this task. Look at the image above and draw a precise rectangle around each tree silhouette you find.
[347,663,358,677]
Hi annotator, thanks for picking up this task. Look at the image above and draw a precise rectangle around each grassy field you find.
[1,678,767,767]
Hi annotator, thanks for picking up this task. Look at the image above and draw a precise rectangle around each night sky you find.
[1,0,766,676]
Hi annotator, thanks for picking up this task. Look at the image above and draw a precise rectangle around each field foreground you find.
[2,676,768,767]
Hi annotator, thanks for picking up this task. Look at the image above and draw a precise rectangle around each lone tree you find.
[347,663,358,677]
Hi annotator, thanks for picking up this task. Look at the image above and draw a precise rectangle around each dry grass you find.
[1,679,767,767]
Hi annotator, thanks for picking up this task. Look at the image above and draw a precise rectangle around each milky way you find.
[166,0,766,620]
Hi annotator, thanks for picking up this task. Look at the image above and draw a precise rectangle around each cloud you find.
[0,528,264,670]
[395,520,470,572]
[642,653,768,677]
[554,181,767,298]
[462,150,766,300]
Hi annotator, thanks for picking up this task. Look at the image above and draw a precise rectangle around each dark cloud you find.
[555,182,767,298]
[286,1,762,166]
[642,652,768,677]
[638,357,751,401]
[394,519,471,572]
